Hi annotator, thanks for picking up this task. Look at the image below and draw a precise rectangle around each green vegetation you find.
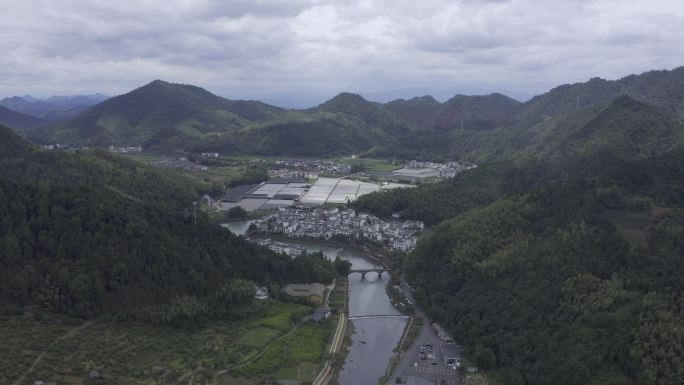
[4,66,684,385]
[372,149,684,385]
[16,67,684,162]
[225,205,249,220]
[0,125,334,321]
[226,166,268,187]
[253,301,310,332]
[333,256,352,276]
[232,322,329,378]
[0,104,45,134]
[328,279,347,313]
[37,80,283,149]
[0,300,325,385]
[0,314,71,384]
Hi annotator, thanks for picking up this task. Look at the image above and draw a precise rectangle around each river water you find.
[222,221,407,385]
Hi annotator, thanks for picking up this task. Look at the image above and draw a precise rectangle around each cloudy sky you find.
[1,0,683,107]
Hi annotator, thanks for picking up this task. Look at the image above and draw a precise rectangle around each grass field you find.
[119,153,247,187]
[329,280,347,313]
[231,322,329,379]
[1,301,320,385]
[118,153,171,163]
[0,315,72,385]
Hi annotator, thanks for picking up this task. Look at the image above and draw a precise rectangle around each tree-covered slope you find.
[192,92,416,157]
[431,93,522,131]
[0,125,332,320]
[405,150,684,385]
[549,96,684,160]
[22,67,684,161]
[0,105,46,135]
[387,67,684,162]
[312,92,415,135]
[41,80,284,149]
[383,95,443,128]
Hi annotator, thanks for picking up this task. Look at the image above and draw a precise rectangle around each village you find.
[267,159,352,179]
[251,205,424,252]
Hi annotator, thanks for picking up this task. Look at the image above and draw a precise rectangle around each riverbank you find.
[264,237,411,385]
[248,233,391,268]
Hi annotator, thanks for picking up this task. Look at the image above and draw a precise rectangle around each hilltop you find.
[37,80,284,149]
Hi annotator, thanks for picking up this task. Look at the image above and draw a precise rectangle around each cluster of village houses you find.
[267,159,352,180]
[253,206,424,252]
[108,145,143,153]
[406,159,476,178]
[254,238,306,256]
[150,157,208,172]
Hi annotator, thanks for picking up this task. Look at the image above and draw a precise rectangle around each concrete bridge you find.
[349,268,390,279]
[348,315,410,320]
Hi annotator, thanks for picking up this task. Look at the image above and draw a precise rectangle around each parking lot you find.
[388,279,462,385]
[406,341,443,366]
[409,364,459,376]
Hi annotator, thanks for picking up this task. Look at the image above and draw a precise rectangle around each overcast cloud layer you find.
[2,0,683,107]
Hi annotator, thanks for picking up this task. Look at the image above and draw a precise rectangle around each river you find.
[222,221,408,385]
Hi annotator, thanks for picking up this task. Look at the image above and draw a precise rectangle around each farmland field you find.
[1,300,325,385]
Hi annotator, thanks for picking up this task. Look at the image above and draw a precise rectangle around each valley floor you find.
[1,300,334,385]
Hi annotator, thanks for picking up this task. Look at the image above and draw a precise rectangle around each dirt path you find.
[217,322,300,375]
[12,321,93,385]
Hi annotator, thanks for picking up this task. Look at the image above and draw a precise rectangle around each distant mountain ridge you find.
[0,93,108,121]
[0,105,46,134]
[12,66,684,162]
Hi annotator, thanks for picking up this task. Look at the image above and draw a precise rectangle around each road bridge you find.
[348,315,410,320]
[349,268,389,279]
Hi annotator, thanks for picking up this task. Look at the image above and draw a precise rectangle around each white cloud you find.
[0,0,683,105]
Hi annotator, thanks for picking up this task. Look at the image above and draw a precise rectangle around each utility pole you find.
[192,201,197,225]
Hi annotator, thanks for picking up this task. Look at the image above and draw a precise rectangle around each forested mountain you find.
[36,80,284,149]
[189,92,415,157]
[0,125,333,323]
[312,92,413,134]
[383,95,442,127]
[430,93,522,130]
[399,150,684,385]
[352,88,684,383]
[0,105,46,134]
[0,94,108,121]
[19,67,684,161]
[543,96,684,160]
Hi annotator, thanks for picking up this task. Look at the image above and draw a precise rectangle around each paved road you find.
[388,279,461,385]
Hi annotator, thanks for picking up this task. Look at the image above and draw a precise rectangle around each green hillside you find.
[402,150,684,385]
[0,125,333,321]
[41,80,283,149]
[352,92,684,384]
[21,67,684,162]
[383,95,442,127]
[549,96,684,160]
[0,105,46,135]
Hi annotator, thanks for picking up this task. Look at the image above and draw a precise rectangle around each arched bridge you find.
[349,268,390,279]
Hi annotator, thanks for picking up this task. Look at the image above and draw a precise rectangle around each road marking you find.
[408,364,458,376]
